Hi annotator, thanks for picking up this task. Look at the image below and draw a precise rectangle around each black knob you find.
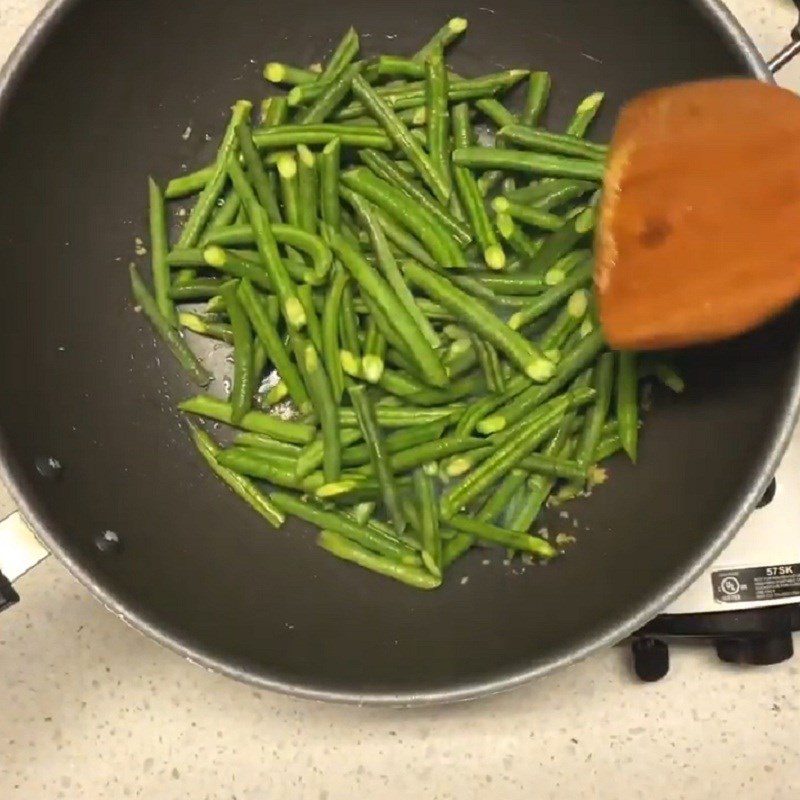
[0,569,20,613]
[716,634,794,666]
[632,637,669,681]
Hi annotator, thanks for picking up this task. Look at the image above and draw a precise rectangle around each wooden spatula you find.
[597,78,800,350]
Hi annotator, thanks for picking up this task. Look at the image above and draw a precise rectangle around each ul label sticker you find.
[713,563,800,604]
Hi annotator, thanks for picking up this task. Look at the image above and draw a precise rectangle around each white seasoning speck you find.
[460,576,469,585]
[181,126,192,140]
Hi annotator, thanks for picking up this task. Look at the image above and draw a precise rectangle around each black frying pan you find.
[1,0,799,704]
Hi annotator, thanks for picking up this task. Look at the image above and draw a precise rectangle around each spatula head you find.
[597,78,800,350]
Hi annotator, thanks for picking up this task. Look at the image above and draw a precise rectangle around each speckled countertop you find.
[2,2,800,798]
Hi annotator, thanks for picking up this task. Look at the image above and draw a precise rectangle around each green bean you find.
[505,178,595,209]
[363,55,425,80]
[336,70,528,119]
[179,395,315,443]
[492,197,565,231]
[471,333,505,394]
[178,100,252,250]
[252,124,392,150]
[499,125,607,161]
[506,413,577,532]
[425,45,452,197]
[368,204,437,268]
[170,278,226,301]
[263,62,319,85]
[320,264,347,401]
[330,233,447,387]
[523,206,595,276]
[522,71,551,127]
[573,351,614,477]
[260,97,289,126]
[167,248,207,267]
[298,63,362,125]
[345,193,440,348]
[363,317,387,383]
[238,279,311,412]
[357,437,485,478]
[494,214,543,261]
[451,103,505,270]
[477,169,505,196]
[452,147,605,181]
[342,421,446,467]
[129,265,211,386]
[179,312,233,344]
[413,463,441,576]
[277,153,300,227]
[475,98,517,127]
[234,432,302,458]
[206,188,242,235]
[477,469,528,524]
[148,178,177,325]
[595,432,623,462]
[220,284,254,425]
[297,285,323,352]
[228,158,306,329]
[413,17,468,62]
[402,260,553,382]
[165,167,212,200]
[270,490,420,565]
[407,372,485,406]
[217,448,321,490]
[339,283,362,377]
[379,368,428,398]
[441,390,592,519]
[199,246,270,290]
[515,451,586,480]
[189,426,284,528]
[443,338,477,379]
[301,344,340,481]
[349,384,405,533]
[317,530,440,589]
[358,149,471,246]
[319,138,342,232]
[617,351,639,462]
[351,75,450,204]
[508,259,592,331]
[566,91,604,138]
[296,145,319,235]
[296,428,362,480]
[448,514,557,557]
[235,122,282,225]
[474,271,546,295]
[321,26,360,83]
[537,290,588,354]
[478,329,604,434]
[339,404,463,429]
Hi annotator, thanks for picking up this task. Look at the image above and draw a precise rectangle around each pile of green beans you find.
[130,19,682,590]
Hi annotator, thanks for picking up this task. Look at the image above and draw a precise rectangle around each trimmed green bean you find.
[298,63,362,125]
[148,178,177,325]
[478,469,528,524]
[358,149,470,246]
[492,196,565,231]
[165,167,212,200]
[189,425,284,528]
[495,214,544,260]
[296,428,362,480]
[451,103,505,270]
[617,351,639,462]
[236,122,282,225]
[178,100,252,249]
[170,278,226,301]
[566,91,604,138]
[414,463,442,576]
[339,404,464,429]
[425,45,452,197]
[351,74,450,204]
[321,264,347,401]
[452,147,605,180]
[129,265,211,386]
[319,138,342,232]
[522,71,551,127]
[317,530,440,589]
[219,281,254,424]
[252,124,392,150]
[402,260,553,382]
[573,351,614,477]
[296,145,319,235]
[508,259,592,331]
[499,124,607,161]
[303,344,341,481]
[448,514,557,557]
[330,233,447,387]
[505,178,595,208]
[342,421,445,467]
[339,282,362,377]
[321,26,360,83]
[349,384,405,533]
[260,97,289,126]
[263,62,318,85]
[471,333,505,394]
[363,317,387,383]
[413,17,468,62]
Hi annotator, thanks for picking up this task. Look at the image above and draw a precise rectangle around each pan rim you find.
[0,0,794,706]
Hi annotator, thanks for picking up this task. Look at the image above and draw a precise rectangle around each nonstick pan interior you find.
[0,0,797,703]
